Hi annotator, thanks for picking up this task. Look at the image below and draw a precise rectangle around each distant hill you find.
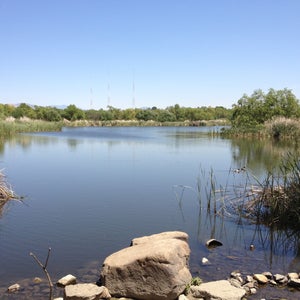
[5,103,68,110]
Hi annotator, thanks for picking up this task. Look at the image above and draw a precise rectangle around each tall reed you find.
[0,119,62,137]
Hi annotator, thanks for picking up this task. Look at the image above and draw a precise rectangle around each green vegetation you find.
[184,277,202,295]
[0,119,63,138]
[221,88,300,139]
[1,87,300,139]
[0,103,232,124]
[231,88,300,127]
[242,153,300,230]
[194,153,300,231]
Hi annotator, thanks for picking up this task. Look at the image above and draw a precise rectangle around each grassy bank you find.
[63,118,230,127]
[0,119,63,138]
[221,117,300,140]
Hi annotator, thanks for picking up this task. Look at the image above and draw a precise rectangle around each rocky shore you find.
[3,231,300,300]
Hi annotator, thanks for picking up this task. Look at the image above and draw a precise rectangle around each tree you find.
[12,103,37,119]
[231,88,300,127]
[62,105,85,121]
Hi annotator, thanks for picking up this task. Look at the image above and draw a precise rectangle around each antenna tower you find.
[90,88,93,108]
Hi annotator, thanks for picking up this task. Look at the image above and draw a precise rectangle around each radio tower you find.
[90,88,93,108]
[132,70,136,108]
[107,82,111,107]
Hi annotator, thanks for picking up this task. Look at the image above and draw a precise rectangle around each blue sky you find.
[0,0,299,110]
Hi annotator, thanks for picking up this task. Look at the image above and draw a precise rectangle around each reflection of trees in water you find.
[230,138,299,174]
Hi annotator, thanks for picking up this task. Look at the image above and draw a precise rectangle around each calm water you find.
[0,127,299,297]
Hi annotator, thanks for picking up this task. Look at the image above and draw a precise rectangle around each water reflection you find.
[175,165,300,279]
[1,127,300,296]
[231,137,299,174]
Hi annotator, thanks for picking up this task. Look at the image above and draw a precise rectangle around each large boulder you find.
[100,231,192,300]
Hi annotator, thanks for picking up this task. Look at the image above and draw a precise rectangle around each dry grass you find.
[0,170,18,216]
[264,117,300,139]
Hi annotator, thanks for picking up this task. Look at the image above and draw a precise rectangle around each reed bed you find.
[175,153,300,231]
[0,119,62,137]
[264,117,300,139]
[221,117,300,139]
[212,153,300,231]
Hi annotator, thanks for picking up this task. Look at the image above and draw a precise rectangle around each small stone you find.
[229,278,242,288]
[288,278,300,288]
[249,287,257,294]
[288,272,299,280]
[253,274,268,284]
[274,274,288,284]
[250,244,255,251]
[57,274,77,286]
[262,271,272,279]
[269,279,277,286]
[201,257,210,265]
[33,277,43,284]
[206,239,223,248]
[178,295,189,300]
[243,281,256,289]
[245,275,254,283]
[230,271,241,278]
[7,283,20,293]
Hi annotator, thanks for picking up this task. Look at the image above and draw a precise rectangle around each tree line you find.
[0,103,231,123]
[1,88,299,126]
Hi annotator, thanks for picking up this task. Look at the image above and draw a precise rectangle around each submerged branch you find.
[30,248,53,300]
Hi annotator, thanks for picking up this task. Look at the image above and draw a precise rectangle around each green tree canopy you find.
[231,88,300,127]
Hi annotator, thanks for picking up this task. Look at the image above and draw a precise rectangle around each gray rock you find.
[253,274,268,284]
[228,278,242,288]
[57,274,77,287]
[205,239,223,248]
[100,231,192,300]
[178,295,189,300]
[64,284,111,300]
[201,257,210,265]
[262,271,272,279]
[190,280,246,300]
[288,278,300,288]
[269,279,277,286]
[288,272,299,280]
[274,274,288,284]
[131,231,189,246]
[7,283,20,293]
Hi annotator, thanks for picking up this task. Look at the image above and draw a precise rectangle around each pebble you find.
[7,283,20,293]
[253,274,268,284]
[288,278,300,288]
[201,257,210,265]
[288,272,299,280]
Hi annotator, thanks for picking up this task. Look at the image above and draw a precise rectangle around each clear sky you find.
[0,0,299,110]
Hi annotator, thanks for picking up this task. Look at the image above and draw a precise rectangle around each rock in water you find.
[7,283,20,293]
[64,284,111,300]
[100,231,192,300]
[57,274,77,287]
[205,239,223,248]
[190,280,246,300]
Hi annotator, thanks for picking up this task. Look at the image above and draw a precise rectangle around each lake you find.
[0,126,299,298]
